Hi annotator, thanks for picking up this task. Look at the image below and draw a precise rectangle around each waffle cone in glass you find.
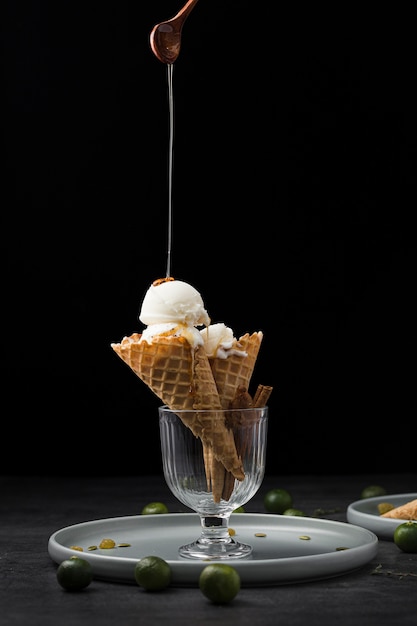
[111,332,245,490]
[208,331,263,409]
[203,331,263,500]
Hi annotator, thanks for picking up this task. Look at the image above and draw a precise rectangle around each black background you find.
[2,2,416,476]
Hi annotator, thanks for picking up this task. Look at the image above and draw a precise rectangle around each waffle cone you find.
[204,331,263,500]
[111,332,245,496]
[208,331,263,408]
[381,499,417,520]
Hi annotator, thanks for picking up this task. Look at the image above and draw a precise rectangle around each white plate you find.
[347,493,417,540]
[48,513,378,586]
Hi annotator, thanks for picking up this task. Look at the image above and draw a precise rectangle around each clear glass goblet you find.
[158,405,268,560]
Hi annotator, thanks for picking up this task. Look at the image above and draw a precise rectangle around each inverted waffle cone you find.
[208,331,263,409]
[381,499,417,520]
[111,332,245,488]
[205,331,263,500]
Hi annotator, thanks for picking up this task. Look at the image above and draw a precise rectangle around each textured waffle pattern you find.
[381,499,417,520]
[209,332,263,408]
[111,333,244,481]
[112,333,196,410]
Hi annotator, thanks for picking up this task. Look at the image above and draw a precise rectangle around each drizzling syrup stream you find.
[166,63,174,279]
[150,0,200,279]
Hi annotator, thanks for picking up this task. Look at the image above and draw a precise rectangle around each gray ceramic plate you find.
[48,513,378,586]
[347,493,417,540]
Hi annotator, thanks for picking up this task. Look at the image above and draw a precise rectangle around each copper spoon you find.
[150,0,200,64]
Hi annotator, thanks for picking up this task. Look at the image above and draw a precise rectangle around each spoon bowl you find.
[150,0,200,64]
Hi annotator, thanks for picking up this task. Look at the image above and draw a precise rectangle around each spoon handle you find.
[174,0,200,25]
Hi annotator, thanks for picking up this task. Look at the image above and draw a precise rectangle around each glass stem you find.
[198,515,233,544]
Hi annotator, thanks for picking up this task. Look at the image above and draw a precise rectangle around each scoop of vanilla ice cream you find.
[139,279,211,327]
[200,323,248,359]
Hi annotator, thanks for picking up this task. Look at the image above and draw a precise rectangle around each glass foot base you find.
[178,538,253,560]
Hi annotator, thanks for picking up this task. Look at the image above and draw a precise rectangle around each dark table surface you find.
[2,472,416,626]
